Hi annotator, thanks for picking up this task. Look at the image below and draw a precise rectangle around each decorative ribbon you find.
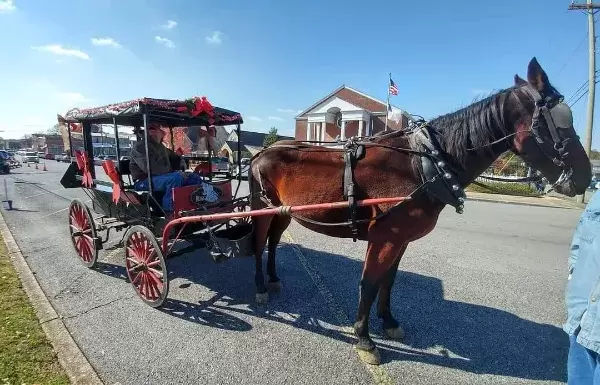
[74,150,93,188]
[177,96,214,122]
[102,160,121,203]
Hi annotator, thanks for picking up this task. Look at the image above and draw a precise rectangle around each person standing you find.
[565,190,600,384]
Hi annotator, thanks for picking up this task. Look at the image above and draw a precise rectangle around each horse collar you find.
[415,127,466,214]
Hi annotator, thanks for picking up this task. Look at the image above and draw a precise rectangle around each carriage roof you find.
[63,97,243,128]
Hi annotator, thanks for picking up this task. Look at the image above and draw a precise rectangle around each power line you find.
[570,88,589,107]
[556,31,589,75]
[567,79,589,104]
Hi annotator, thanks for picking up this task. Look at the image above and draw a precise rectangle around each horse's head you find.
[509,58,591,197]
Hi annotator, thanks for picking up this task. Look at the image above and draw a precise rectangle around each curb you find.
[465,195,582,210]
[0,211,104,385]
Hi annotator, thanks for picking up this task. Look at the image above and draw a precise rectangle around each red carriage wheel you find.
[124,225,168,307]
[68,199,98,268]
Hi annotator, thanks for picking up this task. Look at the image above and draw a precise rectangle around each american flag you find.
[389,78,398,96]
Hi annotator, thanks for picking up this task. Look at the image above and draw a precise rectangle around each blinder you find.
[527,88,574,168]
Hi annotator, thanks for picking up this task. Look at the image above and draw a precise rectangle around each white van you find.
[22,151,39,163]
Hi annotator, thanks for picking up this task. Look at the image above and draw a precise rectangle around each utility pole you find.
[569,0,599,203]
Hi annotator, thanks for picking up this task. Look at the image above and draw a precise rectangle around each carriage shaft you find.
[161,196,411,253]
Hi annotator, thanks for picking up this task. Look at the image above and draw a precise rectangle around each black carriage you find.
[61,97,253,307]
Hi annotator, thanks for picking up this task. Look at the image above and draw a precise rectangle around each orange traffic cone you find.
[35,163,38,170]
[27,162,30,167]
[43,162,47,171]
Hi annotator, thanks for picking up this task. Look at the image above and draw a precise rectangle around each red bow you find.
[74,150,93,188]
[177,96,214,119]
[102,160,121,203]
[176,147,184,155]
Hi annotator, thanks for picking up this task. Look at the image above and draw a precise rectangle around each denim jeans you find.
[134,171,208,212]
[569,333,600,385]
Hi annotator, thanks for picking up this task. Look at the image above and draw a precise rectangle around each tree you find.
[591,149,600,160]
[263,127,279,147]
[47,124,60,135]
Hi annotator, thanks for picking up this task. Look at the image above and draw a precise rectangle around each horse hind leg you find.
[266,215,291,291]
[253,215,273,304]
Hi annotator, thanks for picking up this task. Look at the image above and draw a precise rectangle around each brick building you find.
[295,85,411,142]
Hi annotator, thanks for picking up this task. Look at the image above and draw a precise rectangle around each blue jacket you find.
[564,191,600,353]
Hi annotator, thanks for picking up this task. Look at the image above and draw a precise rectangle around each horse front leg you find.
[377,244,407,340]
[354,239,404,365]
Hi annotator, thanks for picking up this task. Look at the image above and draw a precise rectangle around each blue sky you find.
[0,0,598,149]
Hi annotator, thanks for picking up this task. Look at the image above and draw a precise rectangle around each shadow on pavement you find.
[93,243,566,382]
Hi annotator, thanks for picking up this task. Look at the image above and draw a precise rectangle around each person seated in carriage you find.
[130,122,218,212]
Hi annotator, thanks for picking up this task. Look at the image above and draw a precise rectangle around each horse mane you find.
[428,87,516,166]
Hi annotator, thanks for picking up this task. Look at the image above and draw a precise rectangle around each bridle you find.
[518,85,576,189]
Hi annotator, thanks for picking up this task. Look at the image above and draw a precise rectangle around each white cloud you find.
[268,116,284,122]
[276,108,298,114]
[32,44,90,60]
[91,37,121,48]
[155,36,175,48]
[247,116,262,122]
[0,0,16,13]
[205,31,223,45]
[162,20,177,29]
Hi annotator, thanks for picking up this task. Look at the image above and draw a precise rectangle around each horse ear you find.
[514,74,527,86]
[527,57,549,91]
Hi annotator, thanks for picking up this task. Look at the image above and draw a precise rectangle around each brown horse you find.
[249,58,591,364]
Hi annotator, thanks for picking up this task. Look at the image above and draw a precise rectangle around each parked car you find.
[37,152,45,158]
[231,158,250,179]
[45,153,54,160]
[21,151,39,163]
[93,155,106,166]
[212,157,230,176]
[191,156,231,177]
[55,153,70,162]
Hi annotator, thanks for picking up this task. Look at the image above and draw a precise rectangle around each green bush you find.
[466,181,541,197]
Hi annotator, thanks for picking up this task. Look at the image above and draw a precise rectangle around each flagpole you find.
[384,73,391,132]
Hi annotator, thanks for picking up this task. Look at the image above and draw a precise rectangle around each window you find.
[335,111,342,128]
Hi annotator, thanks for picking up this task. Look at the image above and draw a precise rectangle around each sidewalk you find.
[466,191,585,209]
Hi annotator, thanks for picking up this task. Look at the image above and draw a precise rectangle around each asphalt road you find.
[0,160,585,385]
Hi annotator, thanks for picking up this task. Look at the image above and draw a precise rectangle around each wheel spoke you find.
[131,270,142,285]
[146,260,162,269]
[147,268,164,283]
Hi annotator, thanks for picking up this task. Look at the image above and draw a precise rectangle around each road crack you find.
[61,295,135,320]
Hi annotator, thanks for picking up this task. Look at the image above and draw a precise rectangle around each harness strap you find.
[343,140,365,241]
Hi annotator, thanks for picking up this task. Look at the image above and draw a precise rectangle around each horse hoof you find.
[384,325,404,340]
[355,346,381,365]
[255,292,269,304]
[267,280,282,291]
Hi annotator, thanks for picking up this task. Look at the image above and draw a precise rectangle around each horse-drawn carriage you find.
[60,97,256,307]
[60,59,593,364]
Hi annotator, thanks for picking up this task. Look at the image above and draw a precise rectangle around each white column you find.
[341,120,346,141]
[321,122,326,143]
[358,120,364,137]
[307,122,312,141]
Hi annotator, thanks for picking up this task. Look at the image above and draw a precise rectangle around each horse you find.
[248,58,591,364]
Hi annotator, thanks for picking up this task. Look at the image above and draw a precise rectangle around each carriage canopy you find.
[63,97,243,127]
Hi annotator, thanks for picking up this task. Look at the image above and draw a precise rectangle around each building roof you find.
[296,85,410,119]
[232,131,294,147]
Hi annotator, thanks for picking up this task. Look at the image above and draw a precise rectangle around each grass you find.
[0,237,69,385]
[466,181,542,197]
